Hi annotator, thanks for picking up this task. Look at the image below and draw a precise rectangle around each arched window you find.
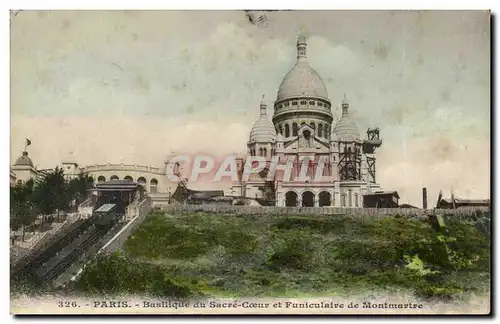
[355,193,359,207]
[301,122,306,127]
[16,180,23,186]
[285,124,290,137]
[341,194,346,207]
[309,101,315,105]
[263,148,267,156]
[124,175,133,181]
[311,122,315,130]
[259,148,264,156]
[110,175,119,180]
[150,178,158,194]
[278,125,283,135]
[97,176,106,183]
[318,124,323,137]
[137,177,146,187]
[292,123,298,136]
[300,100,307,105]
[348,189,353,207]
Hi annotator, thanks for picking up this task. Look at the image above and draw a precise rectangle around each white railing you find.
[11,213,82,267]
[79,197,93,208]
[82,164,163,174]
[77,198,94,219]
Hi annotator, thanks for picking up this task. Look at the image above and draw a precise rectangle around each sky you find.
[10,10,491,207]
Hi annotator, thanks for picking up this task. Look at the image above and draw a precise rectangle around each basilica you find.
[231,34,384,207]
[11,33,386,208]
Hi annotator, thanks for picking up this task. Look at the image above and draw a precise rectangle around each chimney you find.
[422,187,428,210]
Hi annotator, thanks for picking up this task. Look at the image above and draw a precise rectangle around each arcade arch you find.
[285,191,298,207]
[318,191,331,207]
[302,191,314,207]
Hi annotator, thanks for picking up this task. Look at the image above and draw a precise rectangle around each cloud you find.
[11,115,250,168]
[10,11,490,203]
[377,135,490,207]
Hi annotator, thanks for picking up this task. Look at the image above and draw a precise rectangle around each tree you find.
[69,171,94,207]
[10,179,38,241]
[33,167,68,224]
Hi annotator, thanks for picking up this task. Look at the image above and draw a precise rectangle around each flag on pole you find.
[26,138,31,146]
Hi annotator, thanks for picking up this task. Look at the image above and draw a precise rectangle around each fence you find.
[160,204,489,222]
[11,213,82,269]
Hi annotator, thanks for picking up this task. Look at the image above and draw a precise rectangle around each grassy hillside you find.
[75,211,490,300]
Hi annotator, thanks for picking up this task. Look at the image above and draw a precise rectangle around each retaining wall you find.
[160,204,489,222]
[97,198,152,256]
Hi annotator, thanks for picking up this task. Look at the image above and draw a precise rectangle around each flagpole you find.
[25,138,31,152]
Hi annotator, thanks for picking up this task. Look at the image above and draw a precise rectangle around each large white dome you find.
[276,34,329,103]
[277,61,329,101]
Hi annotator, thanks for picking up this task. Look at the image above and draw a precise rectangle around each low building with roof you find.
[436,197,491,209]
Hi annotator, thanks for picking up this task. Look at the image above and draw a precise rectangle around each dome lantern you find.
[342,93,350,115]
[259,95,267,116]
[297,29,308,61]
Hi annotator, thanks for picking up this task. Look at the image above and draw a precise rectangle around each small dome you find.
[250,97,276,143]
[14,151,34,167]
[249,97,277,143]
[333,116,360,141]
[332,95,360,141]
[249,118,276,143]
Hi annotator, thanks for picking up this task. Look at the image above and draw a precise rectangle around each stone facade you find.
[232,34,383,207]
[10,152,178,198]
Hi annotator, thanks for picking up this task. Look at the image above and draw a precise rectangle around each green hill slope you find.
[76,211,490,300]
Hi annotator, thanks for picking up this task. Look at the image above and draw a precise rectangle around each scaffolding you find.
[338,141,362,181]
[362,127,382,183]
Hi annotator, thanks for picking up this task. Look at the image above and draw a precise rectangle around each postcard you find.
[10,10,491,315]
